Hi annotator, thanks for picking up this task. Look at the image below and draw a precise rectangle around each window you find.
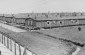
[58,21,62,24]
[28,20,33,26]
[47,21,49,24]
[75,20,79,24]
[71,20,74,23]
[60,21,62,24]
[71,20,79,24]
[47,21,51,25]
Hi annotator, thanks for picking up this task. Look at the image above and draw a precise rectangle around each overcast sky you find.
[0,0,85,14]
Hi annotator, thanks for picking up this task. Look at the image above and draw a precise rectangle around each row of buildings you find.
[19,12,85,18]
[0,13,85,29]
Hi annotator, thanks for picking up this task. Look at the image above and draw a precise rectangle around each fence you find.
[0,32,37,55]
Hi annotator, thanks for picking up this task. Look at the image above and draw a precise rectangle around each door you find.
[28,19,33,26]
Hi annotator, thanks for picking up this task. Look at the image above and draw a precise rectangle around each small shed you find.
[4,14,14,23]
[13,14,35,27]
[13,14,29,24]
[0,14,4,20]
[25,18,36,29]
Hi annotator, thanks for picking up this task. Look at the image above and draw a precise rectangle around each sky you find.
[0,0,85,14]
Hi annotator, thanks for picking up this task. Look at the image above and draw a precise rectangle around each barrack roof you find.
[13,14,30,18]
[35,16,85,20]
[4,14,14,18]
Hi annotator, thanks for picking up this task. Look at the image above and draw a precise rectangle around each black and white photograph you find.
[0,0,85,55]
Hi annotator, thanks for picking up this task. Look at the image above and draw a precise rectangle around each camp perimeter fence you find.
[0,31,37,55]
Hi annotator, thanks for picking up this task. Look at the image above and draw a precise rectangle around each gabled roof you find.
[35,17,57,20]
[35,16,85,21]
[4,14,14,18]
[57,16,85,20]
[13,14,30,18]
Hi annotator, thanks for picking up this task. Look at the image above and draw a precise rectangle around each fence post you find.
[4,35,5,46]
[19,45,21,55]
[14,42,16,55]
[0,34,2,42]
[5,37,7,47]
[2,35,3,44]
[7,37,9,48]
[10,39,12,51]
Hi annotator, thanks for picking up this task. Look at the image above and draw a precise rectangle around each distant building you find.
[4,14,14,23]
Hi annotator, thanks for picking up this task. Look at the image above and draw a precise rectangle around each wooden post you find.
[5,37,7,47]
[7,37,9,48]
[4,36,5,46]
[10,39,12,51]
[19,45,21,55]
[3,35,4,45]
[0,34,2,42]
[2,35,3,44]
[14,42,16,55]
